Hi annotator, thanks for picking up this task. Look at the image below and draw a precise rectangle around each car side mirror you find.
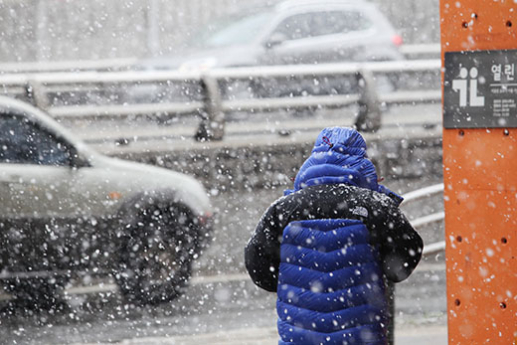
[70,154,90,169]
[265,32,287,49]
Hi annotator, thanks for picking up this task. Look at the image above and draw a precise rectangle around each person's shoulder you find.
[275,184,398,208]
[265,192,298,212]
[341,184,400,209]
[370,189,398,207]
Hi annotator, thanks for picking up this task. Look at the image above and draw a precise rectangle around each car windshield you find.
[191,12,273,49]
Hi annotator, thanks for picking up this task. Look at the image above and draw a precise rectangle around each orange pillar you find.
[441,1,517,343]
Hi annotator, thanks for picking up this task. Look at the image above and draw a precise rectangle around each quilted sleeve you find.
[365,193,424,282]
[244,200,286,292]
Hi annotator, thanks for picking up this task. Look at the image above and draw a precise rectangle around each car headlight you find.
[179,57,218,72]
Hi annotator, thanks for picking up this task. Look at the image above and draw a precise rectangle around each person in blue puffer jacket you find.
[245,127,423,345]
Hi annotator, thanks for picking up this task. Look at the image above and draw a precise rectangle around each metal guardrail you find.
[387,183,445,345]
[423,241,446,257]
[0,44,441,74]
[399,43,441,60]
[402,183,445,257]
[0,59,441,140]
[402,183,444,205]
[0,58,139,74]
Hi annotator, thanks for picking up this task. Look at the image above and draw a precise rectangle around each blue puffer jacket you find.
[277,127,399,345]
[277,219,388,345]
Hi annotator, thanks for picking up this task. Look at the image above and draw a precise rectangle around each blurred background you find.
[0,0,438,62]
[0,1,447,344]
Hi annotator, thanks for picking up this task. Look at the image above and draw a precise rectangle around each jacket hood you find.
[286,127,403,205]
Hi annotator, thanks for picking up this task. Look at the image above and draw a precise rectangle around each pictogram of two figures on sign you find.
[452,65,485,107]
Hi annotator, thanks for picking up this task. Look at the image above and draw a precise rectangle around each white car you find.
[0,96,213,306]
[131,0,403,105]
[142,0,404,71]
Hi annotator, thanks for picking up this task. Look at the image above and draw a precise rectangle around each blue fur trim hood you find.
[285,127,403,205]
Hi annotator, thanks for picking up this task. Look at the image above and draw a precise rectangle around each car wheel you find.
[115,204,196,305]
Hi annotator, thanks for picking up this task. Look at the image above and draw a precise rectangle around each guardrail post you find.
[355,69,381,133]
[25,79,50,110]
[195,75,225,141]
